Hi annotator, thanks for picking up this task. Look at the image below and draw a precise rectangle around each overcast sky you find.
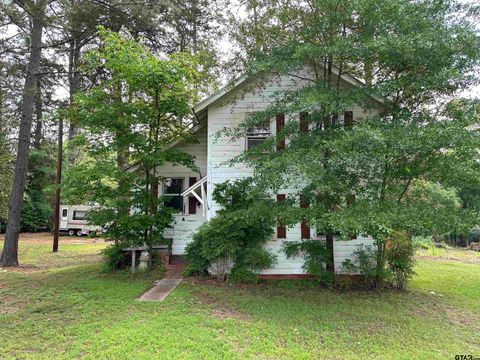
[2,1,479,101]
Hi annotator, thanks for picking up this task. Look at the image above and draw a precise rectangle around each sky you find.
[2,1,480,102]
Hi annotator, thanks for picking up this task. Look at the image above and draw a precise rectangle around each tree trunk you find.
[1,0,46,266]
[33,76,43,149]
[67,38,81,142]
[324,58,335,274]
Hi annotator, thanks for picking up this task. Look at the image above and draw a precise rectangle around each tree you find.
[1,0,47,266]
[225,0,480,280]
[0,132,13,232]
[63,29,207,264]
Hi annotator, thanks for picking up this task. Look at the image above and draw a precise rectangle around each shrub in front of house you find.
[386,232,416,290]
[184,178,276,283]
[283,240,333,286]
[342,232,415,290]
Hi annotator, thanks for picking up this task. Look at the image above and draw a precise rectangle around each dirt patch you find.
[1,232,106,246]
[211,308,251,322]
[416,255,480,264]
[409,292,480,330]
[0,295,22,315]
[0,265,39,273]
[191,287,252,322]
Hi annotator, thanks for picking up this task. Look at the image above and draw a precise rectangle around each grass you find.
[1,235,479,359]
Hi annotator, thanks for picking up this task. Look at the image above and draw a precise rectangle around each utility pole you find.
[53,117,63,252]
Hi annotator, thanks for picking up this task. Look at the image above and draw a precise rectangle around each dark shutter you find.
[344,111,354,129]
[300,196,310,239]
[188,177,197,214]
[277,194,286,239]
[332,113,339,125]
[276,113,285,151]
[300,112,309,133]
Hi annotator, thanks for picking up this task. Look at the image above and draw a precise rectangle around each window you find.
[73,211,86,220]
[246,121,271,150]
[62,209,68,218]
[164,178,184,212]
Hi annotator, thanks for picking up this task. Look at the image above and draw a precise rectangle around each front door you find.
[60,207,68,230]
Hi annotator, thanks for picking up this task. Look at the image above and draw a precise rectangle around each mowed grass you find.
[1,236,479,359]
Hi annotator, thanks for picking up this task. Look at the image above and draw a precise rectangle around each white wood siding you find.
[165,214,205,255]
[155,124,208,253]
[334,236,375,273]
[206,68,379,274]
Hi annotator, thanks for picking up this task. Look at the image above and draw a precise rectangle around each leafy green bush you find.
[283,240,333,285]
[101,242,126,271]
[20,194,52,232]
[184,178,276,282]
[184,210,276,282]
[386,232,415,290]
[412,236,434,250]
[342,232,415,289]
[343,244,383,288]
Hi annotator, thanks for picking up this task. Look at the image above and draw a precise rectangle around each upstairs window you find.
[246,121,271,150]
[164,178,184,212]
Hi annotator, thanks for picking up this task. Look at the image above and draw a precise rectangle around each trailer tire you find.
[76,229,83,237]
[68,229,75,236]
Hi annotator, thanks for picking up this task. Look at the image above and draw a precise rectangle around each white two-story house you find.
[157,65,380,275]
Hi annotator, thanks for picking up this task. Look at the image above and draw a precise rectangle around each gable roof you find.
[192,65,383,117]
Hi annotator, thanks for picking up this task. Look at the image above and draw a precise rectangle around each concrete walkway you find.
[138,257,185,302]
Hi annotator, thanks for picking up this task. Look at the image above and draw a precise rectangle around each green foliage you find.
[20,195,52,232]
[343,232,415,289]
[64,29,207,268]
[19,144,56,232]
[342,245,384,288]
[224,0,480,284]
[283,240,332,285]
[101,242,126,271]
[386,232,416,290]
[0,133,13,226]
[412,236,435,250]
[185,178,276,282]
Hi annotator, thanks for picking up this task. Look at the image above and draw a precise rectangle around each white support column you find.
[200,182,206,216]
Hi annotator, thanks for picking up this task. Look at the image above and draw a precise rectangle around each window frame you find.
[72,210,87,220]
[246,117,271,151]
[163,178,184,213]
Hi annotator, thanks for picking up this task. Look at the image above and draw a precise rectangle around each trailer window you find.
[73,211,86,220]
[62,209,68,217]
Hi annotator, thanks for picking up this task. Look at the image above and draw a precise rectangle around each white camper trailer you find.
[59,205,102,236]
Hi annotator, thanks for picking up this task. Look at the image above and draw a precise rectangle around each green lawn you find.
[1,237,479,359]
